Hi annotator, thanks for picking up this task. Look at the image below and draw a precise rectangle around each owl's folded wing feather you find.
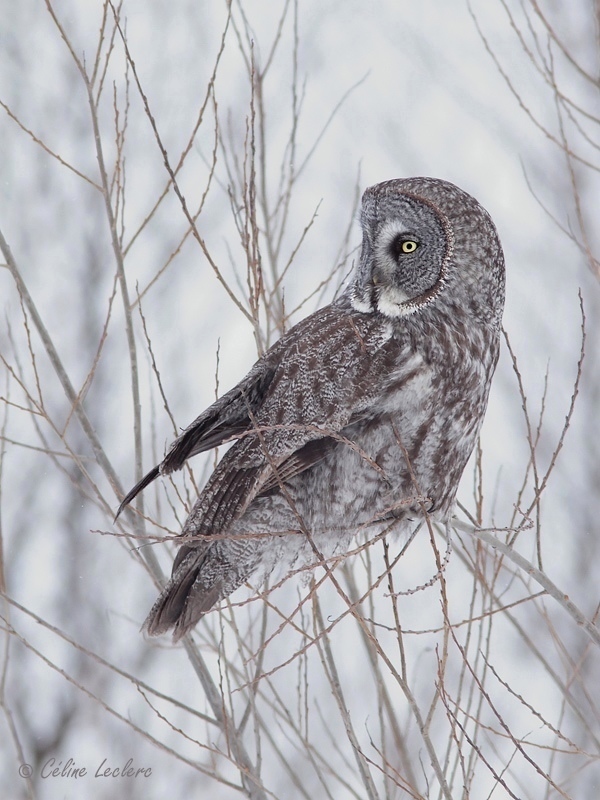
[115,362,277,518]
[170,308,408,540]
[117,304,404,523]
[174,435,337,545]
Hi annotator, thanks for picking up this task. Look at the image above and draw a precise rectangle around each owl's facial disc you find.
[371,205,450,318]
[350,191,453,317]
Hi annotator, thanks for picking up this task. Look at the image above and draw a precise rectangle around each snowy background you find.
[1,2,599,799]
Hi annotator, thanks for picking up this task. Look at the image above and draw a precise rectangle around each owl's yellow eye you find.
[388,233,420,261]
[401,240,418,254]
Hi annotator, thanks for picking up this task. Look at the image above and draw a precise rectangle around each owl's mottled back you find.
[118,177,505,640]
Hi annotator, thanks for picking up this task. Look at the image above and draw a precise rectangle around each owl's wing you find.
[115,360,277,518]
[168,305,406,539]
[176,435,337,541]
[117,303,402,523]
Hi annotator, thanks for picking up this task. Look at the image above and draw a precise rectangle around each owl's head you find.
[349,177,505,325]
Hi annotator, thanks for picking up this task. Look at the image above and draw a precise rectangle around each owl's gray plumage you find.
[118,177,505,640]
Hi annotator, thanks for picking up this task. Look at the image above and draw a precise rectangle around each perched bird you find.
[117,177,505,641]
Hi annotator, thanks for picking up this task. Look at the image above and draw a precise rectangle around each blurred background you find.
[0,1,598,798]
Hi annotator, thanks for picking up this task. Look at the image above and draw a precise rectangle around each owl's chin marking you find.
[375,277,448,319]
[350,286,419,318]
[376,288,419,318]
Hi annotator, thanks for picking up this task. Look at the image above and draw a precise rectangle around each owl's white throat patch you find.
[377,274,448,318]
[376,286,412,317]
[350,284,421,317]
[376,286,427,318]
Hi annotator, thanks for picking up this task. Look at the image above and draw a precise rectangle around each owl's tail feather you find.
[115,466,160,520]
[142,547,224,641]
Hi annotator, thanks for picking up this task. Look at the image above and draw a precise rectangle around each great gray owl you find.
[117,177,505,641]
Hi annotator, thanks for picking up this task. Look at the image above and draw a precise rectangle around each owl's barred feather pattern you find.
[117,177,505,641]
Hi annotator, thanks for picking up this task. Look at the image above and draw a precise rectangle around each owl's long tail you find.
[142,545,215,641]
[142,540,261,641]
